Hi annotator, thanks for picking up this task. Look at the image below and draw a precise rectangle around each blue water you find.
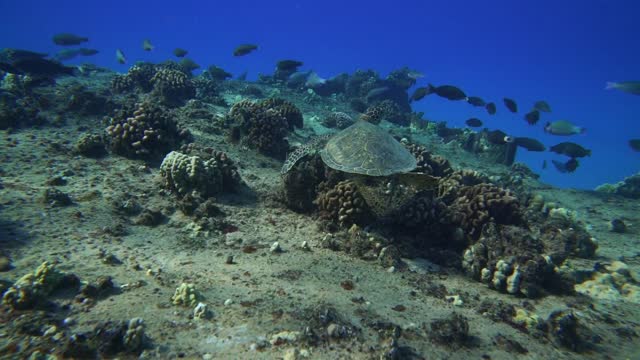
[2,0,639,189]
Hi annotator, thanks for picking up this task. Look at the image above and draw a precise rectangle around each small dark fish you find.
[542,160,547,169]
[503,98,518,113]
[465,118,483,127]
[233,44,258,57]
[487,130,512,145]
[485,102,496,115]
[207,65,232,81]
[78,48,99,56]
[52,33,89,46]
[115,49,126,64]
[54,49,81,61]
[550,142,591,158]
[552,158,579,173]
[524,109,540,125]
[277,59,303,72]
[628,139,640,152]
[287,71,311,87]
[142,39,154,51]
[606,81,640,95]
[410,87,429,102]
[179,58,200,73]
[427,84,467,100]
[467,96,486,107]
[173,48,188,57]
[514,137,546,151]
[534,100,552,112]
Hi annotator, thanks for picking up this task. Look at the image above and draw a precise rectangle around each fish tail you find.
[605,82,617,90]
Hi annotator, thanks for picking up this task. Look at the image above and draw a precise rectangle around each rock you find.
[193,302,211,320]
[270,241,282,253]
[609,219,626,233]
[0,255,11,272]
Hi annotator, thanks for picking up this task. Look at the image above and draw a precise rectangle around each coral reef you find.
[105,101,190,159]
[322,111,354,129]
[150,68,196,106]
[359,101,389,124]
[462,224,574,298]
[281,154,328,213]
[62,318,148,357]
[63,83,111,115]
[316,180,371,228]
[428,313,470,347]
[345,69,380,99]
[160,149,239,199]
[74,133,106,157]
[404,143,453,177]
[171,282,202,307]
[227,98,303,158]
[0,93,46,130]
[2,262,77,310]
[179,143,242,190]
[595,172,640,199]
[111,62,157,93]
[444,183,523,240]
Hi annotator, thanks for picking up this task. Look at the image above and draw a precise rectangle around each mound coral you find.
[282,154,328,213]
[160,149,240,199]
[322,112,355,129]
[150,68,196,106]
[227,98,303,158]
[404,143,453,177]
[595,172,640,199]
[462,224,565,298]
[316,180,371,228]
[111,63,157,93]
[444,183,523,240]
[105,101,190,159]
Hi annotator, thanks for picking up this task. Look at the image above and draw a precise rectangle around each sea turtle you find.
[281,120,417,176]
[282,121,436,216]
[320,120,416,176]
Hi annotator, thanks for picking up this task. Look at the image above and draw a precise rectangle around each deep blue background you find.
[2,0,639,189]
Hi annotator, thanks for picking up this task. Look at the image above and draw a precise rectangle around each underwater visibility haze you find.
[0,0,639,358]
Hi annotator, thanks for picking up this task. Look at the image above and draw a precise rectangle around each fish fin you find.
[605,82,617,90]
[426,84,435,95]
